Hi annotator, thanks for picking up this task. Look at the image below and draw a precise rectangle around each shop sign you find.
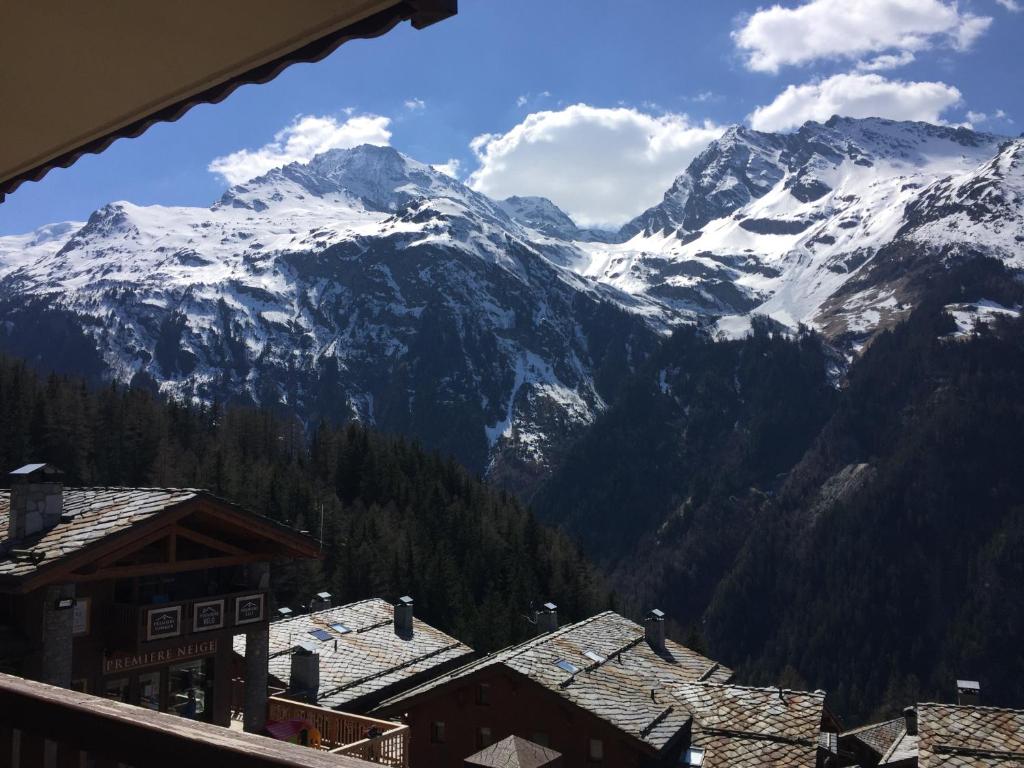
[235,593,265,625]
[146,605,182,641]
[103,639,217,674]
[193,599,225,632]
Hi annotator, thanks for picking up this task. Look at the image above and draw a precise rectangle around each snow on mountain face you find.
[582,117,1020,337]
[1,119,1022,477]
[0,145,656,478]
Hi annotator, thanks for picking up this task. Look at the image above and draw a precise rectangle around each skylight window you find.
[682,747,705,766]
[329,622,352,634]
[583,650,606,664]
[554,659,580,675]
[308,628,332,641]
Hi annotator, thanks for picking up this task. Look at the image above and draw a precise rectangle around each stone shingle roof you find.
[465,735,561,767]
[0,488,199,579]
[378,611,734,753]
[674,682,826,768]
[917,703,1024,767]
[233,598,473,711]
[843,717,906,758]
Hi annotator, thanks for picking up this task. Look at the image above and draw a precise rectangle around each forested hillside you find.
[0,359,609,653]
[535,257,1024,723]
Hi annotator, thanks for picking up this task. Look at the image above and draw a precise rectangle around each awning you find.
[0,0,456,202]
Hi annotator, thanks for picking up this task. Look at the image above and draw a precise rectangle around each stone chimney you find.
[536,602,558,635]
[645,608,666,651]
[289,647,320,703]
[6,464,64,542]
[957,679,981,706]
[395,595,414,637]
[903,706,918,736]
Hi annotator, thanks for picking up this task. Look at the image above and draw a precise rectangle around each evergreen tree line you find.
[535,257,1024,724]
[0,362,609,653]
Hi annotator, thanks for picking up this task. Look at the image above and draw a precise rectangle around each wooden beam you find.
[69,555,265,582]
[91,526,175,569]
[172,525,248,557]
[169,529,177,564]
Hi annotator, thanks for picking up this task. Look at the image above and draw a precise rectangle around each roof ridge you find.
[919,701,1024,715]
[680,680,826,698]
[840,716,903,737]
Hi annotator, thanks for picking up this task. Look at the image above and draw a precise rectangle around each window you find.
[583,650,606,664]
[477,727,493,749]
[307,628,332,641]
[430,721,446,744]
[103,677,129,703]
[477,682,491,705]
[589,738,604,762]
[138,670,161,711]
[554,659,580,675]
[329,622,351,634]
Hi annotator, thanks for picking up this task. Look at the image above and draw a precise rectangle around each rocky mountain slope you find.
[0,118,1021,477]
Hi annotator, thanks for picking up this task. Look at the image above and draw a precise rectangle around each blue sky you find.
[2,0,1022,234]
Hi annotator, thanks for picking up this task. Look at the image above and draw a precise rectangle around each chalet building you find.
[375,607,837,767]
[834,681,1024,767]
[0,463,321,733]
[233,596,474,714]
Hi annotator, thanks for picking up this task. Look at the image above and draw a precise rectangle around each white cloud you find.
[404,98,426,111]
[208,113,392,185]
[467,104,723,229]
[431,158,462,178]
[996,0,1021,11]
[856,51,916,71]
[748,73,962,131]
[516,95,529,108]
[733,0,992,73]
[965,108,1013,127]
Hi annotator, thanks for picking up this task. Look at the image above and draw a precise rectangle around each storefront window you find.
[103,677,129,702]
[139,670,161,711]
[169,659,211,720]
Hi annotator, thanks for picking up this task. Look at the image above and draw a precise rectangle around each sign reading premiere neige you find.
[146,605,182,641]
[104,639,217,674]
[234,593,265,625]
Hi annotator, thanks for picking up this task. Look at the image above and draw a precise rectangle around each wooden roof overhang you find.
[0,0,457,202]
[0,494,321,595]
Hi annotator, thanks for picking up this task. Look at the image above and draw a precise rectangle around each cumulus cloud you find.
[965,108,1012,127]
[856,51,916,71]
[733,0,992,73]
[748,73,962,131]
[208,114,392,185]
[431,158,462,178]
[467,104,722,229]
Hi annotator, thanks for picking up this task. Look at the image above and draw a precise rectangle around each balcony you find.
[268,696,409,767]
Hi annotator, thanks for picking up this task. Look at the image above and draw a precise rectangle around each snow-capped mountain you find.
[590,117,1022,336]
[0,145,657,478]
[0,117,1021,476]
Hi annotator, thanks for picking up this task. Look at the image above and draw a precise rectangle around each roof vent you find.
[395,595,414,637]
[645,608,666,651]
[6,463,64,542]
[957,679,980,706]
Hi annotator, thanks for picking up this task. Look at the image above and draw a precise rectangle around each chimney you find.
[395,595,414,636]
[289,646,320,703]
[903,706,918,736]
[536,602,558,635]
[6,464,64,542]
[312,592,332,611]
[957,679,981,706]
[645,609,666,651]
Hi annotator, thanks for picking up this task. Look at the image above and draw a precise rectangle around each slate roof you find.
[674,682,826,768]
[917,703,1024,767]
[843,717,906,758]
[0,488,199,579]
[464,735,561,767]
[378,611,734,754]
[234,598,473,711]
[881,727,920,766]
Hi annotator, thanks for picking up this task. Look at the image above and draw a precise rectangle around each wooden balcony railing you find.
[268,696,409,768]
